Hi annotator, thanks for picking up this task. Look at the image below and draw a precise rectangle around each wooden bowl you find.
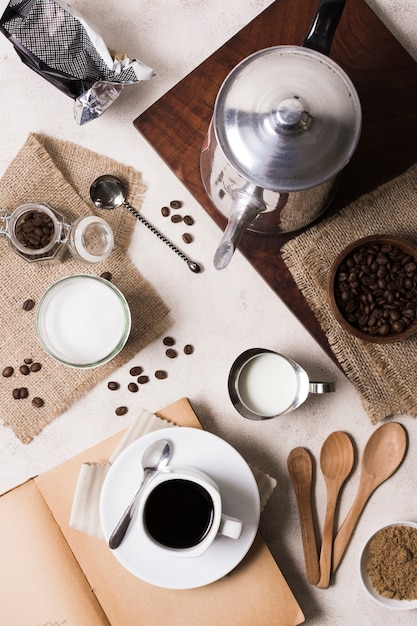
[328,235,417,343]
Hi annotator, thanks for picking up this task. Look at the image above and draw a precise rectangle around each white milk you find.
[38,276,129,365]
[237,352,299,416]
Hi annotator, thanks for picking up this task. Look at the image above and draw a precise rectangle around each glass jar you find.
[0,202,114,263]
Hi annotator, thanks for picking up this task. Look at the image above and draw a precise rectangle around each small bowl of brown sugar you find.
[359,521,417,610]
[328,235,417,342]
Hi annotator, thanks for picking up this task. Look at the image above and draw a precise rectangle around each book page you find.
[0,480,109,626]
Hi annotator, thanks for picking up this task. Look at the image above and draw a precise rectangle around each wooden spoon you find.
[332,422,407,573]
[317,431,354,588]
[287,447,320,585]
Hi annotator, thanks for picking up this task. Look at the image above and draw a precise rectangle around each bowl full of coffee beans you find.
[328,235,417,342]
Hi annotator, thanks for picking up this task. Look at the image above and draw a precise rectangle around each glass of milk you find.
[228,348,334,420]
[36,274,131,368]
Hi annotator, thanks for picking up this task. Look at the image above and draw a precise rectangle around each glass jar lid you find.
[213,46,362,192]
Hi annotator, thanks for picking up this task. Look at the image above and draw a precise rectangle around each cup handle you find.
[308,382,335,394]
[218,514,243,540]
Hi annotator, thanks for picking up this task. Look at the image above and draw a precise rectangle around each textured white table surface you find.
[0,1,416,624]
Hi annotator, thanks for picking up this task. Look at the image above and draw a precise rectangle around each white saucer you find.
[100,427,261,589]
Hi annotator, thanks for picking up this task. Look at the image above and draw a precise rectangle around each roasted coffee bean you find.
[137,375,149,384]
[183,215,194,226]
[128,382,139,393]
[155,370,167,379]
[161,206,170,217]
[100,271,112,281]
[13,387,28,399]
[171,214,182,223]
[115,406,128,416]
[184,344,194,355]
[129,366,143,376]
[182,233,193,244]
[334,242,417,337]
[170,200,183,209]
[107,381,120,391]
[163,336,175,346]
[32,397,44,408]
[2,366,14,378]
[19,365,30,375]
[165,348,178,359]
[30,362,42,372]
[15,210,54,250]
[22,299,35,311]
[23,358,33,365]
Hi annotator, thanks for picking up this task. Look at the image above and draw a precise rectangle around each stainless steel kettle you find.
[200,0,362,269]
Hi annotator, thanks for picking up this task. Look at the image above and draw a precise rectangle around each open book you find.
[0,398,304,625]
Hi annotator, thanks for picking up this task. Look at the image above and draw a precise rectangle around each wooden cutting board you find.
[134,0,417,361]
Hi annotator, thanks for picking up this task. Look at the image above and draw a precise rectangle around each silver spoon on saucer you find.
[90,175,201,273]
[109,438,171,549]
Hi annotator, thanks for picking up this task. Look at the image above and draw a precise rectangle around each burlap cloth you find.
[0,133,171,443]
[281,163,417,424]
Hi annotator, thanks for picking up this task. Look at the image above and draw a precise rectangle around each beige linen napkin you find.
[281,162,417,424]
[0,134,172,443]
[70,408,277,539]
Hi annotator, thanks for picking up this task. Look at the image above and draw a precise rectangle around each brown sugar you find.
[366,525,417,600]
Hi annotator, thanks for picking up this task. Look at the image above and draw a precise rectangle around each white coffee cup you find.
[229,348,335,420]
[136,465,243,558]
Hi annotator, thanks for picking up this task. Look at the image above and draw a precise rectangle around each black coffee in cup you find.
[144,478,214,548]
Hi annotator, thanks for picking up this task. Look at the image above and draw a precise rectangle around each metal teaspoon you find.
[331,422,407,573]
[287,447,320,585]
[90,175,201,273]
[109,438,171,549]
[317,431,354,589]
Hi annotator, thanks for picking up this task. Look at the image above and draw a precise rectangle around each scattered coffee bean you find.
[32,397,44,408]
[155,370,167,379]
[107,381,120,391]
[115,406,128,416]
[19,364,30,376]
[13,387,29,399]
[161,206,170,217]
[165,348,178,359]
[182,233,193,244]
[2,366,14,378]
[129,366,143,376]
[137,375,149,384]
[15,210,54,250]
[334,242,417,337]
[128,382,139,393]
[30,362,42,372]
[183,215,194,226]
[23,358,33,365]
[163,336,175,346]
[100,271,112,281]
[171,214,183,223]
[184,344,194,355]
[170,200,183,209]
[22,299,35,311]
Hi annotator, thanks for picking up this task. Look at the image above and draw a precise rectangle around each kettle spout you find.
[214,184,266,270]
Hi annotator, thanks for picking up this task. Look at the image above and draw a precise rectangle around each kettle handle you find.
[302,0,346,57]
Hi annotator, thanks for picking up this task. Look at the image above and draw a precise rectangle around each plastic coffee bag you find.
[0,0,154,124]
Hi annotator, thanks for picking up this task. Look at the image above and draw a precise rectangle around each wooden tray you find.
[134,0,417,361]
